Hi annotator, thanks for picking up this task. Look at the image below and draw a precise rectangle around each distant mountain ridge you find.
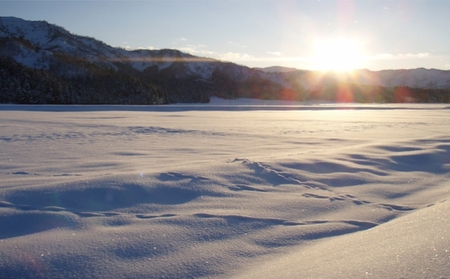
[1,16,450,104]
[261,66,450,90]
[257,66,299,73]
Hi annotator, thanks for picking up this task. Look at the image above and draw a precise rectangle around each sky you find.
[1,0,450,71]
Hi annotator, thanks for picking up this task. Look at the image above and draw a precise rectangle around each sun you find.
[311,38,364,72]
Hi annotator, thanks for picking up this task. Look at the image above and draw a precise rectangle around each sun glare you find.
[311,38,363,72]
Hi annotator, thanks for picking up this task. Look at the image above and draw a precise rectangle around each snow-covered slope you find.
[0,17,118,66]
[0,17,224,79]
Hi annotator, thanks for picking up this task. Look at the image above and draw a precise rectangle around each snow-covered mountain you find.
[0,17,223,79]
[352,68,450,89]
[261,66,450,90]
[1,16,450,104]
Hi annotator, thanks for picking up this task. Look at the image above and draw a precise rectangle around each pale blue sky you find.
[1,0,450,71]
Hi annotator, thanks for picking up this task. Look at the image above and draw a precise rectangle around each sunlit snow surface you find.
[0,99,449,278]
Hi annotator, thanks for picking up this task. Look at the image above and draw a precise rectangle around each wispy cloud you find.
[219,52,254,61]
[137,46,156,50]
[408,52,429,58]
[267,51,282,56]
[227,41,247,48]
[122,45,156,51]
[178,44,217,56]
[372,52,430,60]
[217,53,313,64]
[172,37,188,45]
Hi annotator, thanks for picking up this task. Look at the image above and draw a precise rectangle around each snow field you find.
[0,102,449,278]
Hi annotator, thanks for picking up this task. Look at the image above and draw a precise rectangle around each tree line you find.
[1,55,450,105]
[0,56,167,105]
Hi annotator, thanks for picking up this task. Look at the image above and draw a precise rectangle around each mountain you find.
[340,68,450,90]
[0,17,270,104]
[1,17,450,104]
[261,66,450,90]
[257,66,299,73]
[0,17,218,78]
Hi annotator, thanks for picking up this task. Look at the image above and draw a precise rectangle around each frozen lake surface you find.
[0,100,449,278]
